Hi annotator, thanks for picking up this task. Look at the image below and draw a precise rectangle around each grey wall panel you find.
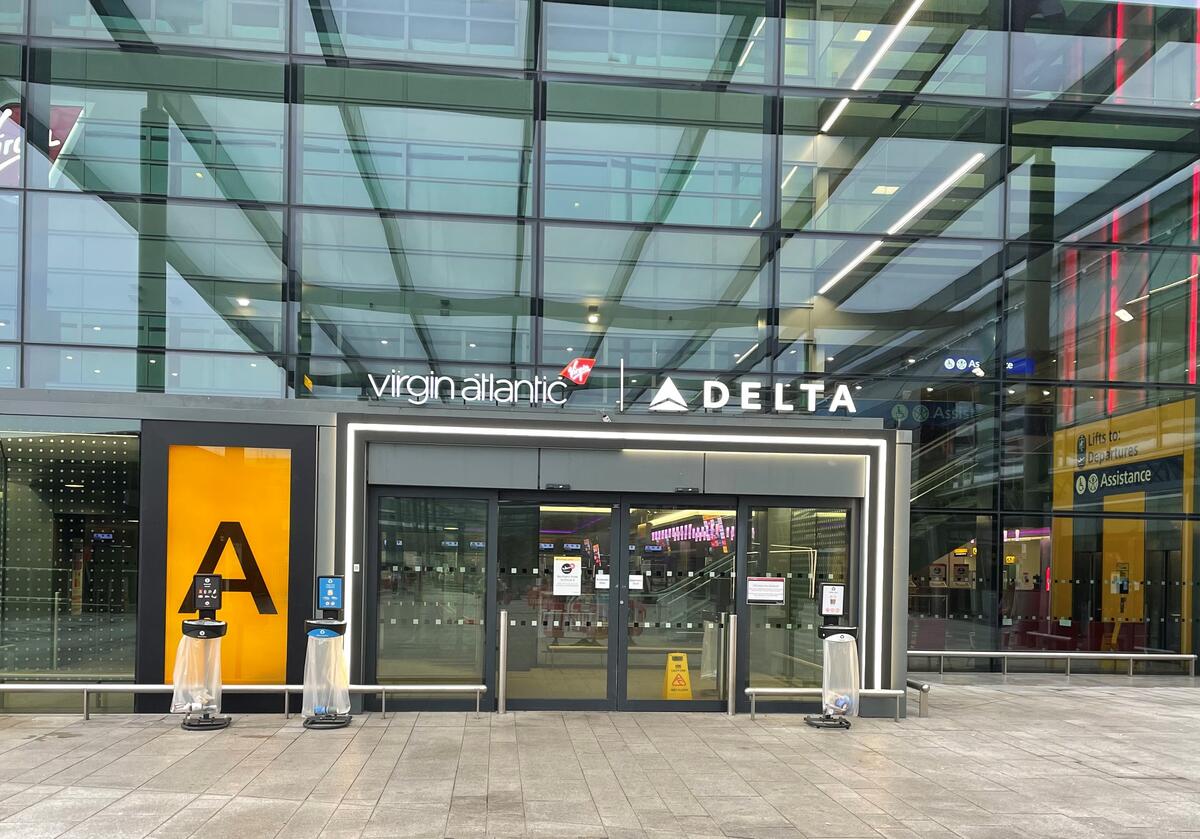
[316,425,337,575]
[539,448,705,493]
[368,443,539,489]
[703,452,867,497]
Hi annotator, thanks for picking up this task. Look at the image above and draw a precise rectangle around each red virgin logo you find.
[559,358,596,386]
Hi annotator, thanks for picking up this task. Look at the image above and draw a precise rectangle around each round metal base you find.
[181,714,231,731]
[804,714,852,730]
[303,714,352,730]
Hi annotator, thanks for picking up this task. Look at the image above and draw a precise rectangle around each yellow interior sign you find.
[164,445,292,683]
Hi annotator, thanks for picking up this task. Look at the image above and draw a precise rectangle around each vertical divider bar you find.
[498,609,509,715]
[726,613,737,716]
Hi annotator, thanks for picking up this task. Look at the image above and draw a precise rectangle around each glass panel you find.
[624,506,735,702]
[0,425,139,686]
[544,0,774,84]
[162,351,284,398]
[542,226,769,372]
[28,48,287,203]
[1011,0,1200,110]
[0,192,18,342]
[1006,244,1200,385]
[1000,383,1198,516]
[498,502,613,701]
[782,96,1005,238]
[747,507,850,695]
[545,82,768,228]
[1008,106,1200,246]
[785,0,1006,97]
[0,344,15,387]
[0,45,23,190]
[0,0,20,33]
[26,193,285,353]
[299,66,532,216]
[23,345,283,395]
[778,235,1002,378]
[297,212,532,363]
[34,0,288,51]
[908,513,996,653]
[375,496,488,687]
[295,0,531,69]
[1002,516,1193,657]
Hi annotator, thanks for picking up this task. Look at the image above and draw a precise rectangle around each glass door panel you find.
[624,506,736,703]
[375,496,488,686]
[746,507,850,693]
[497,502,614,702]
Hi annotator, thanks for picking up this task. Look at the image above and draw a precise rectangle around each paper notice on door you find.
[628,574,644,591]
[595,571,610,590]
[747,577,786,604]
[553,557,582,596]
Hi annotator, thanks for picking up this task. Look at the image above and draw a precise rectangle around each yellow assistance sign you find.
[662,652,693,700]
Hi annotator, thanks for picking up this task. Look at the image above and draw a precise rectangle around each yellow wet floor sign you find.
[662,652,693,700]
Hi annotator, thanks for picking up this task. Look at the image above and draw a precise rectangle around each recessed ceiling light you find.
[92,325,101,331]
[854,28,872,41]
[1007,388,1016,395]
[1114,308,1134,322]
[468,342,477,348]
[65,355,73,360]
[587,305,600,325]
[789,349,797,354]
[854,385,862,390]
[236,297,251,307]
[0,321,6,327]
[171,372,178,377]
[630,378,637,383]
[907,358,916,364]
[92,369,101,374]
[194,171,204,179]
[926,387,933,392]
[380,339,389,345]
[250,362,257,368]
[65,483,84,489]
[149,359,156,364]
[566,347,574,352]
[872,185,899,195]
[1042,390,1050,396]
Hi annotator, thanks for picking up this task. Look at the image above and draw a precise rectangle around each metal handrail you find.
[743,686,905,721]
[0,682,488,720]
[906,679,930,718]
[908,649,1197,677]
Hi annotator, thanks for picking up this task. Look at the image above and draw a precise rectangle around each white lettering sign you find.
[553,557,582,596]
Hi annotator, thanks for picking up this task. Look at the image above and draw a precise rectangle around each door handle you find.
[809,552,817,600]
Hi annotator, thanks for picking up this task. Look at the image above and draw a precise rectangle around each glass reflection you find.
[785,0,1006,98]
[1008,107,1200,246]
[544,0,774,83]
[1012,0,1200,110]
[908,513,997,652]
[542,226,768,371]
[34,0,288,51]
[26,193,285,353]
[295,0,531,69]
[1006,244,1199,385]
[299,66,532,216]
[298,212,532,363]
[779,236,1002,378]
[545,82,768,227]
[782,97,1004,238]
[28,48,287,203]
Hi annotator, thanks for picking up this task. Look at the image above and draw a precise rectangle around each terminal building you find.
[0,0,1194,712]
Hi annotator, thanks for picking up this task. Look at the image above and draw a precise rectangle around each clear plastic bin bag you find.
[302,635,351,717]
[821,633,861,717]
[170,634,222,715]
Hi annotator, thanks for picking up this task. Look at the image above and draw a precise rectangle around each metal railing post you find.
[726,614,737,716]
[1065,657,1071,676]
[381,687,386,719]
[498,609,508,715]
[1002,655,1008,676]
[82,688,88,720]
[284,691,289,719]
[919,688,928,718]
[1129,658,1135,677]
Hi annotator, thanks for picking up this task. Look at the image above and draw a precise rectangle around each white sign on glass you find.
[746,577,786,604]
[553,557,582,596]
[595,571,610,590]
[820,583,846,617]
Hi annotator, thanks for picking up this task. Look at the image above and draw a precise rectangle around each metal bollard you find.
[498,609,508,715]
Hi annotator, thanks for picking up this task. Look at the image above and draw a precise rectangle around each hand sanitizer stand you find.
[302,575,352,729]
[805,583,859,730]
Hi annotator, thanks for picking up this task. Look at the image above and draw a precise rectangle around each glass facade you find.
[0,1,1194,661]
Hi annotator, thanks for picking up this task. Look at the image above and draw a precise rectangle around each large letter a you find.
[178,521,279,614]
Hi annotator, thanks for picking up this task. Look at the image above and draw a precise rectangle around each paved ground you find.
[0,678,1196,838]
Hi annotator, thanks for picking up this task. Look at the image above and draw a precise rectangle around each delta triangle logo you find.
[648,377,689,412]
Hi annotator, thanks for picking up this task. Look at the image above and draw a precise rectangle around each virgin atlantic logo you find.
[559,358,596,386]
